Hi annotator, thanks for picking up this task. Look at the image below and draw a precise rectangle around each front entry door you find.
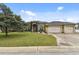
[32,24,37,32]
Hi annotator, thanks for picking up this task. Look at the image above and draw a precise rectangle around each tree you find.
[14,15,22,21]
[0,3,13,16]
[0,3,27,36]
[0,3,13,36]
[0,4,20,36]
[0,22,5,32]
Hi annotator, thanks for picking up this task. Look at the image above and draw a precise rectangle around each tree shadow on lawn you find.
[0,32,27,40]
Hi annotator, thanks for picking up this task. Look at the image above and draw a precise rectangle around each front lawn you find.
[0,32,57,46]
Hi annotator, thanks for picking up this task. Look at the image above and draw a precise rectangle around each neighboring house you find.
[75,23,79,32]
[26,21,76,33]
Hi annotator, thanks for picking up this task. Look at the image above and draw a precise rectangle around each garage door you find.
[47,26,61,33]
[64,26,74,33]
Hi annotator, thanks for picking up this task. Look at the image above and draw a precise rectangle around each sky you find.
[4,3,79,23]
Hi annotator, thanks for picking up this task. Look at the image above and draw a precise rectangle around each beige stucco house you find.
[26,21,76,33]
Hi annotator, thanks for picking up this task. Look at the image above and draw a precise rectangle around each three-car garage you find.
[47,23,75,33]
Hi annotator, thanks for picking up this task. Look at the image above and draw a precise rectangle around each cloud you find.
[19,10,79,23]
[20,10,37,22]
[20,10,25,12]
[57,6,64,11]
[25,11,36,16]
[66,18,77,23]
[20,10,36,16]
[57,19,64,22]
[26,17,34,22]
[66,18,73,22]
[27,17,39,21]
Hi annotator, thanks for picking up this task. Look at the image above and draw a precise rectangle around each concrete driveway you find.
[52,33,79,46]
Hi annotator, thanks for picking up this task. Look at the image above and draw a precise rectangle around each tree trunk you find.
[5,27,8,37]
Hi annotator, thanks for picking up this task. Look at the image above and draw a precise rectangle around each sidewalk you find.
[0,46,79,54]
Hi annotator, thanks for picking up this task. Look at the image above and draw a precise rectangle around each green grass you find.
[0,32,57,47]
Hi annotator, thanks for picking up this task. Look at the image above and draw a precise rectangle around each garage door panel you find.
[48,26,61,33]
[64,26,73,33]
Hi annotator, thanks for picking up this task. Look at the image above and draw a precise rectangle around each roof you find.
[26,21,76,26]
[48,21,76,26]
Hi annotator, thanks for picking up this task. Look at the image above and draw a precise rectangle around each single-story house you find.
[26,21,76,33]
